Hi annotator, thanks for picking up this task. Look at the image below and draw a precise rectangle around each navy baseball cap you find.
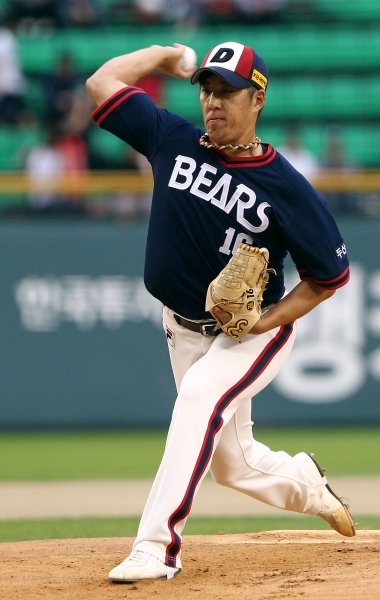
[191,41,268,91]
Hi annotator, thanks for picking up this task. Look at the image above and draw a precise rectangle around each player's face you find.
[199,74,264,149]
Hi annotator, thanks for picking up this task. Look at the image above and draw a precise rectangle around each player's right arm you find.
[86,44,192,106]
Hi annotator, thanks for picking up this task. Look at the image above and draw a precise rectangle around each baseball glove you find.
[205,244,273,340]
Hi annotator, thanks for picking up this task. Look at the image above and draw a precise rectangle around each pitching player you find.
[86,41,355,583]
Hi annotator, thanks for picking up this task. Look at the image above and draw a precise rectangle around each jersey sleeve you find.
[91,86,186,160]
[274,172,350,290]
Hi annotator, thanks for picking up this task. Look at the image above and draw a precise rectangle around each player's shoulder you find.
[262,147,332,219]
[271,149,309,180]
[269,148,320,196]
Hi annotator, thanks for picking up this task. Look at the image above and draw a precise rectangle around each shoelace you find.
[127,550,148,565]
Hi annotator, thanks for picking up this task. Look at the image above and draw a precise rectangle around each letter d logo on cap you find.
[209,47,235,64]
[205,42,244,71]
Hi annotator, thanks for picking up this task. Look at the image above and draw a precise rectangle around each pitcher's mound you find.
[1,530,379,600]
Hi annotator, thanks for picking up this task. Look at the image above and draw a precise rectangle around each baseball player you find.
[86,41,355,583]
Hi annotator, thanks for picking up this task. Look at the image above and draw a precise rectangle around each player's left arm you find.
[250,279,334,334]
[251,173,349,335]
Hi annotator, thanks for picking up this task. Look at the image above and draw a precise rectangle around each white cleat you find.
[305,453,356,537]
[108,549,181,582]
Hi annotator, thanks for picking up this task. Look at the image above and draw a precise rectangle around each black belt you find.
[173,313,221,337]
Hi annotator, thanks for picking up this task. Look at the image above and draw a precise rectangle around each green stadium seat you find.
[166,78,199,118]
[15,25,380,76]
[25,78,45,117]
[258,123,380,168]
[264,79,322,119]
[311,0,380,21]
[96,0,124,5]
[328,78,380,119]
[16,28,180,75]
[87,125,130,162]
[245,27,380,71]
[263,76,380,120]
[342,126,380,167]
[0,126,43,171]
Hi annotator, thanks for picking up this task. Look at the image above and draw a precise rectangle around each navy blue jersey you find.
[92,86,349,320]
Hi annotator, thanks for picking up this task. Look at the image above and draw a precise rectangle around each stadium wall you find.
[0,217,379,428]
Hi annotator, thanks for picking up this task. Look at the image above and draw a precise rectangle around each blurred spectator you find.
[104,148,152,221]
[7,0,57,28]
[8,0,99,29]
[136,73,165,106]
[107,0,200,24]
[42,51,93,135]
[43,52,80,125]
[25,125,65,210]
[62,84,94,136]
[322,127,356,172]
[133,0,166,22]
[102,0,287,25]
[55,0,100,28]
[87,143,153,220]
[321,126,359,214]
[0,13,28,124]
[199,0,235,23]
[163,0,202,26]
[233,0,287,23]
[191,0,287,24]
[56,121,90,209]
[56,123,88,175]
[25,125,86,214]
[279,127,319,179]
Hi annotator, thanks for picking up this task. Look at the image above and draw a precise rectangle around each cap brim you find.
[191,66,256,89]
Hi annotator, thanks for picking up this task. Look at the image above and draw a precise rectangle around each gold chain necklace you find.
[199,133,262,151]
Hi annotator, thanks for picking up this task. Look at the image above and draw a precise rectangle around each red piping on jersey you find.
[213,144,277,168]
[92,86,144,125]
[299,265,350,289]
[164,322,294,567]
[91,86,129,120]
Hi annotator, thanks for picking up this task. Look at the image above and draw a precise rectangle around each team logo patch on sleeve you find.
[335,243,347,261]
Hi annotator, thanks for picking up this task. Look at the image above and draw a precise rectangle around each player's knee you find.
[212,470,235,487]
[210,462,236,487]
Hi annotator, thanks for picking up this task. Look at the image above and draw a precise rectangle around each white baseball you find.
[180,46,197,71]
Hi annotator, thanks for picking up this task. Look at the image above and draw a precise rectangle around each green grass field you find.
[1,427,379,480]
[1,514,379,543]
[1,427,379,542]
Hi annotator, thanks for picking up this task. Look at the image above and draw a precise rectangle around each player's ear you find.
[254,89,266,110]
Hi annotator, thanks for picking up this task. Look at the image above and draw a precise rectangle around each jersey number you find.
[219,228,253,256]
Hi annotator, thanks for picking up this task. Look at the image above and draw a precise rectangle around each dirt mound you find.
[1,531,379,600]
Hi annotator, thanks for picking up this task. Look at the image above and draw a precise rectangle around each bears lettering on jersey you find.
[168,155,270,233]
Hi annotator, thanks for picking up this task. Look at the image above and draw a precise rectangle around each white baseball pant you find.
[133,306,324,569]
